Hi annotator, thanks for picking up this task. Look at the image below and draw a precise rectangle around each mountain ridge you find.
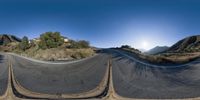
[146,46,169,55]
[0,34,21,45]
[166,35,200,53]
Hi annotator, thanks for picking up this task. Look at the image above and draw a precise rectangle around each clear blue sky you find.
[0,0,200,50]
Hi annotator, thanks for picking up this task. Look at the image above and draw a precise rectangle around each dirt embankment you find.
[14,48,95,61]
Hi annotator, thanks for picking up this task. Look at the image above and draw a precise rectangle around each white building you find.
[64,38,69,43]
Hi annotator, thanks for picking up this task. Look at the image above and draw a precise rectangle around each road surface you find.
[111,49,200,99]
[0,53,8,96]
[1,49,200,99]
[10,52,109,94]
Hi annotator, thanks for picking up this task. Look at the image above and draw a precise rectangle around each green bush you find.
[67,40,90,49]
[121,45,131,49]
[78,40,90,48]
[19,36,29,51]
[39,32,64,49]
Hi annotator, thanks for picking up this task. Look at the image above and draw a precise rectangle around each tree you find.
[67,40,79,48]
[19,36,29,51]
[78,40,90,48]
[67,40,90,49]
[39,32,64,49]
[121,45,131,48]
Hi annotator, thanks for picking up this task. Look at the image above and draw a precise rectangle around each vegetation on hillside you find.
[167,35,200,53]
[68,40,90,49]
[39,32,64,49]
[117,45,200,65]
[120,45,141,54]
[0,32,95,61]
[19,36,29,51]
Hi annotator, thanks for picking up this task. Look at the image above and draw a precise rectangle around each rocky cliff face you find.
[0,34,21,45]
[167,35,200,52]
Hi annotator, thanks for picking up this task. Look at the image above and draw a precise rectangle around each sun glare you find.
[142,41,149,50]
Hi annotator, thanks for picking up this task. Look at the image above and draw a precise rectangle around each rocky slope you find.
[167,35,200,53]
[0,34,21,45]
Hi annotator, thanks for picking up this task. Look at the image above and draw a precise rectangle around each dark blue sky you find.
[0,0,200,49]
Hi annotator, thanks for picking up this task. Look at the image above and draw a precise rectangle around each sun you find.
[142,41,149,50]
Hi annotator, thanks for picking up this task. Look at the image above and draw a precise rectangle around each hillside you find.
[167,35,200,53]
[118,35,200,65]
[0,32,95,61]
[146,46,169,55]
[0,34,21,45]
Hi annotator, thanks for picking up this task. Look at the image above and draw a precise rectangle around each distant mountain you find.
[139,48,146,53]
[0,34,21,45]
[146,46,169,55]
[167,35,200,52]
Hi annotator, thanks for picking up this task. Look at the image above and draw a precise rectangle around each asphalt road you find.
[0,53,8,96]
[10,52,109,94]
[111,49,200,99]
[1,49,200,99]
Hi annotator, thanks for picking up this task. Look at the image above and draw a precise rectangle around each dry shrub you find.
[26,48,94,61]
[121,48,200,64]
